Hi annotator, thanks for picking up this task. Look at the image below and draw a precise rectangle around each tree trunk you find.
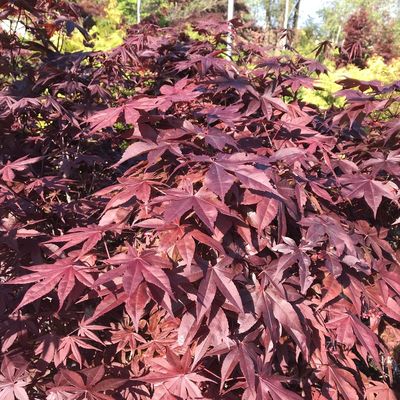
[227,0,235,20]
[137,0,141,24]
[278,0,289,49]
[335,25,342,46]
[292,0,300,30]
[265,0,272,28]
[282,0,289,30]
[227,0,234,57]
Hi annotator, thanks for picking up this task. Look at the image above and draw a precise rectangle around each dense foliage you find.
[337,8,373,68]
[300,56,400,109]
[310,0,400,46]
[337,7,399,68]
[116,0,250,25]
[1,1,400,399]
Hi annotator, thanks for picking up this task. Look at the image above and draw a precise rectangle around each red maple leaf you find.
[0,357,29,400]
[142,348,214,399]
[152,184,229,232]
[0,156,42,182]
[196,256,244,320]
[6,258,95,311]
[94,244,174,329]
[48,366,125,400]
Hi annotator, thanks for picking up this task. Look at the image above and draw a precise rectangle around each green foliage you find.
[117,0,168,25]
[116,0,250,26]
[300,56,400,108]
[296,27,324,57]
[62,0,400,104]
[62,0,125,52]
[247,0,292,29]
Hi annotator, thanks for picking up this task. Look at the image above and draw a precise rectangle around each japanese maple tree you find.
[1,1,400,399]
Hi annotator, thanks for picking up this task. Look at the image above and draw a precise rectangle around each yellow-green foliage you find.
[184,24,207,42]
[300,56,400,109]
[60,0,125,53]
[89,25,125,51]
[91,0,125,51]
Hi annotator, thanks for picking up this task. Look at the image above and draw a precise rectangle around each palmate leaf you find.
[204,163,236,199]
[152,185,229,232]
[316,362,360,400]
[362,150,400,177]
[339,175,398,217]
[45,225,109,258]
[0,156,42,182]
[77,319,108,345]
[197,103,243,127]
[94,244,174,329]
[203,126,238,151]
[0,357,29,400]
[95,245,172,296]
[208,329,261,392]
[365,381,397,400]
[355,221,396,260]
[266,285,309,359]
[174,52,232,75]
[6,258,95,311]
[87,96,158,134]
[326,312,382,367]
[192,153,281,201]
[110,316,147,354]
[113,138,183,168]
[260,91,289,119]
[256,360,303,400]
[142,348,214,400]
[35,334,99,368]
[157,77,202,111]
[86,106,123,133]
[251,273,309,358]
[300,214,356,257]
[94,175,158,207]
[205,73,259,97]
[234,165,282,198]
[243,191,280,234]
[48,366,125,400]
[134,219,225,265]
[272,237,314,294]
[196,256,244,321]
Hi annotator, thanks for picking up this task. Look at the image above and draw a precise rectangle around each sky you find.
[298,0,324,27]
[248,0,325,29]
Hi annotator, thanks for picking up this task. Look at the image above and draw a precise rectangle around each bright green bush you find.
[59,0,125,52]
[300,56,400,108]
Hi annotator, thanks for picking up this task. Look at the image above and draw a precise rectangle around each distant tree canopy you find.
[73,0,400,61]
[315,0,400,45]
[114,0,249,25]
[334,4,399,67]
